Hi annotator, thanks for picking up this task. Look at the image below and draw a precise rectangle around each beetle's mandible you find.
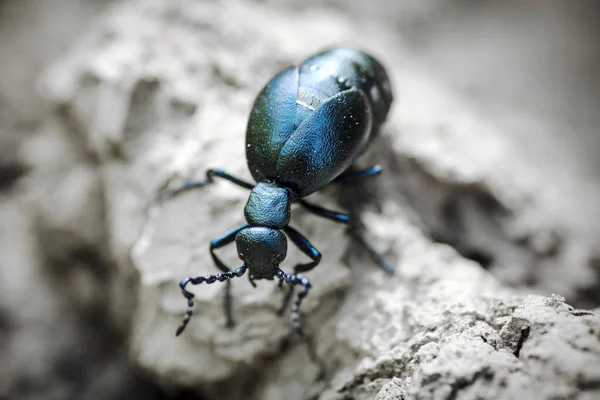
[163,48,394,368]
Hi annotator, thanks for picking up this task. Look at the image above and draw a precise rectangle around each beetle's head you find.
[235,226,287,280]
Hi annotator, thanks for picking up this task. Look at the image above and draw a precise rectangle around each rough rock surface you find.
[30,0,600,399]
[0,0,170,399]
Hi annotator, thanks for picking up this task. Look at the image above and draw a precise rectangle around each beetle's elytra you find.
[164,48,394,371]
[246,48,393,197]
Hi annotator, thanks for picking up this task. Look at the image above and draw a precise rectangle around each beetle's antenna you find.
[275,268,326,378]
[176,266,247,336]
[275,268,311,337]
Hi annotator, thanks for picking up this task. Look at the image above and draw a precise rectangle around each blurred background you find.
[0,0,599,399]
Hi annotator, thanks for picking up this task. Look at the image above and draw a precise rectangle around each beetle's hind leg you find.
[334,164,382,183]
[157,168,254,203]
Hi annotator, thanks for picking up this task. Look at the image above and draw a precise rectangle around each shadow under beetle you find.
[165,47,394,367]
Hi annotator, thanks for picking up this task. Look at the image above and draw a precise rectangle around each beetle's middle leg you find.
[208,223,250,327]
[158,168,254,202]
[297,200,394,275]
[277,226,322,315]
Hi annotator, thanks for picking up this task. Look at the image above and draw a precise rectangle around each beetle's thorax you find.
[244,181,291,228]
[236,182,291,280]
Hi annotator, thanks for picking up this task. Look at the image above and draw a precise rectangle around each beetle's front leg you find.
[277,226,322,315]
[157,168,254,203]
[284,226,323,273]
[208,223,250,327]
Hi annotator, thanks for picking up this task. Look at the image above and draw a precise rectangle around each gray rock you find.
[35,0,600,399]
[0,1,159,398]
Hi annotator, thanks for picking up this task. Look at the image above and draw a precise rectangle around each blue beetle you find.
[166,48,394,363]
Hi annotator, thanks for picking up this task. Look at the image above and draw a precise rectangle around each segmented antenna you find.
[176,266,247,336]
